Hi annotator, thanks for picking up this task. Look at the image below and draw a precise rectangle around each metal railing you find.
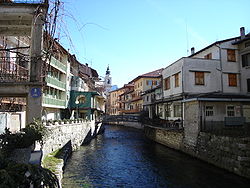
[201,120,250,137]
[0,57,29,82]
[0,0,48,4]
[103,115,140,123]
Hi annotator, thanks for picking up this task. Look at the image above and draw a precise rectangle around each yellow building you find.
[109,87,124,115]
[129,69,163,113]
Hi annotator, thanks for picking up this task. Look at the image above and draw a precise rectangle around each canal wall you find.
[105,121,144,129]
[183,132,250,179]
[144,125,250,179]
[41,121,104,187]
[144,125,183,150]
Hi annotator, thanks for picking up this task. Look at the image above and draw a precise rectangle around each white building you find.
[160,27,250,146]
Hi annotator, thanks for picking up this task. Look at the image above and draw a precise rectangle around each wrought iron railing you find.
[0,57,29,82]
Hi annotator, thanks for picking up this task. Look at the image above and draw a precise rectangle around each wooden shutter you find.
[175,73,179,87]
[195,72,204,85]
[227,49,236,62]
[228,73,237,87]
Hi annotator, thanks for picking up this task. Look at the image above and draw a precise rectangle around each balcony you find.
[43,96,66,108]
[50,56,67,73]
[45,75,66,90]
[131,95,142,102]
[0,57,29,82]
[2,0,47,4]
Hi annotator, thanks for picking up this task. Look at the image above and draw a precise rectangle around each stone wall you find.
[184,132,250,179]
[42,121,103,187]
[183,101,200,148]
[144,125,250,179]
[42,121,95,158]
[144,125,183,150]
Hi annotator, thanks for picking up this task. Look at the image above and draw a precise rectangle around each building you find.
[160,27,250,146]
[129,69,163,113]
[109,87,125,115]
[0,1,105,132]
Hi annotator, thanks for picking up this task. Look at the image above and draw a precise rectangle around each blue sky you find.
[58,0,250,88]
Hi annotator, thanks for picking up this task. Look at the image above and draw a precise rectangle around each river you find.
[62,125,250,188]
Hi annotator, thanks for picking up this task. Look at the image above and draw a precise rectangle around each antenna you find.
[185,19,189,56]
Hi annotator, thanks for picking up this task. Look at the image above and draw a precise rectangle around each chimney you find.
[240,27,245,39]
[191,47,195,55]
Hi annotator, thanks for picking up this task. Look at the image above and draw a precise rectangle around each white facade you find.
[162,37,249,98]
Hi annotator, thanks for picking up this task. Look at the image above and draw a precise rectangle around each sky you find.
[56,0,250,88]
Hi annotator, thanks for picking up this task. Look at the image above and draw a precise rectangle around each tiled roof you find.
[130,68,163,83]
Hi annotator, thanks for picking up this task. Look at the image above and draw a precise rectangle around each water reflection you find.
[62,125,250,188]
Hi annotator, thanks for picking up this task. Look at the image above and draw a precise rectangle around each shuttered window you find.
[228,73,237,87]
[195,72,204,85]
[174,73,179,87]
[204,53,212,59]
[164,77,170,90]
[227,49,236,62]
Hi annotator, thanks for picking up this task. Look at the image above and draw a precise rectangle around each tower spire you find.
[106,65,110,75]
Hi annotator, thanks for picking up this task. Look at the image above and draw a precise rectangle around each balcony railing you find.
[45,75,66,90]
[43,96,66,107]
[50,56,67,73]
[0,57,29,82]
[1,0,48,4]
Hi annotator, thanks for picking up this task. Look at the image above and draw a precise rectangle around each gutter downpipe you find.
[215,44,223,93]
[181,60,185,128]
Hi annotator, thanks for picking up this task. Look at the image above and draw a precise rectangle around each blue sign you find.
[30,88,42,98]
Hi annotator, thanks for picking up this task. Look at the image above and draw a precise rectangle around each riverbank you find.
[144,124,250,179]
[62,125,250,188]
[40,121,105,187]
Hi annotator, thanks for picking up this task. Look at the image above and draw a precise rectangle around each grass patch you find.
[42,149,64,173]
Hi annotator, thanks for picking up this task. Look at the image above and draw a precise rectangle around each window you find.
[153,80,158,85]
[228,73,237,87]
[195,72,204,85]
[174,73,179,87]
[204,53,212,59]
[174,105,181,117]
[227,49,236,62]
[227,106,235,117]
[247,79,250,92]
[164,77,170,90]
[205,106,214,116]
[242,53,250,67]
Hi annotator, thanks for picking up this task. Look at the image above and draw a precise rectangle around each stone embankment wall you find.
[144,125,250,179]
[42,121,104,187]
[42,121,95,158]
[144,125,183,150]
[105,121,143,129]
[185,132,250,179]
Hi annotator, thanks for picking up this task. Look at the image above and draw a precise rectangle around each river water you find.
[62,125,250,188]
